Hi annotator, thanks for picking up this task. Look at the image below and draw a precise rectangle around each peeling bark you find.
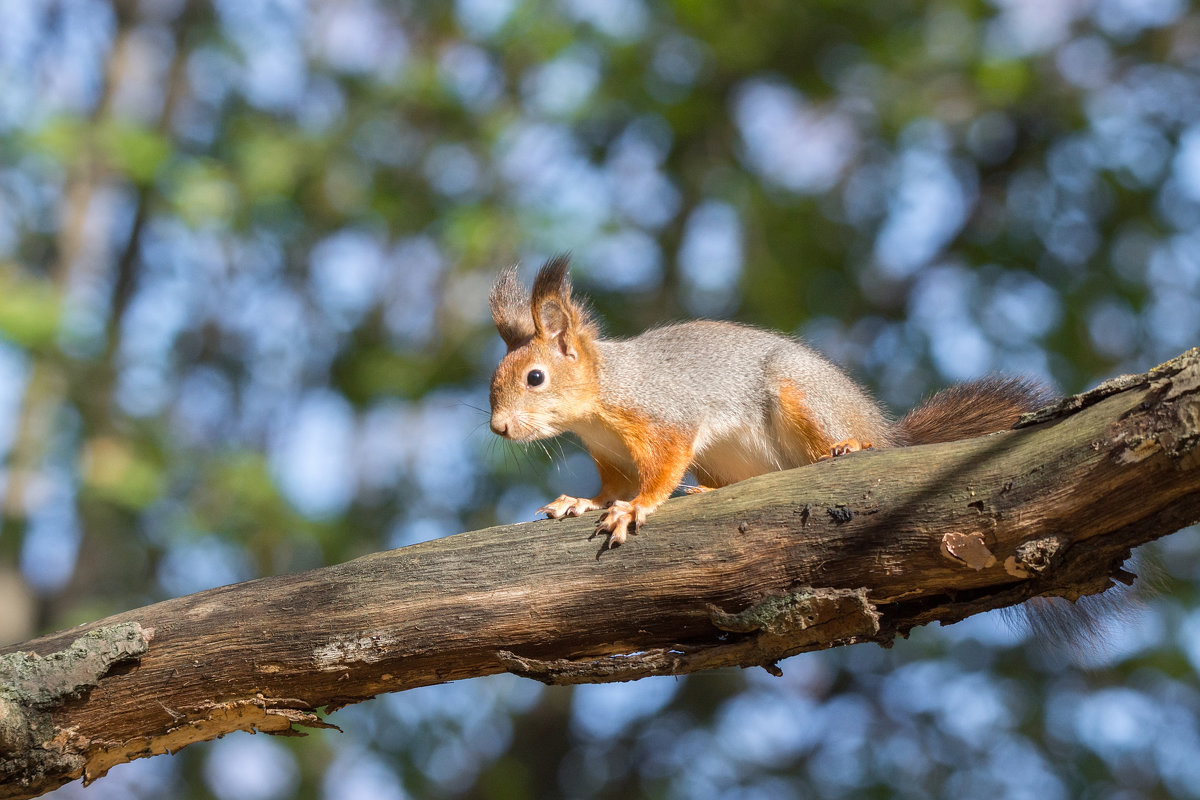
[80,696,338,784]
[2,348,1199,799]
[1,623,152,792]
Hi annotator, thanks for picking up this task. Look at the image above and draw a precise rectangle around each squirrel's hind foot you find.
[818,438,873,461]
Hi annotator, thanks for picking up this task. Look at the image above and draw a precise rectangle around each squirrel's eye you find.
[526,369,545,387]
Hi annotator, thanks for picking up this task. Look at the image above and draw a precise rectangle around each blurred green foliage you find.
[0,268,60,348]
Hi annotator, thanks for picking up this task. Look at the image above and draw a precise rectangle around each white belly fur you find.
[692,426,784,486]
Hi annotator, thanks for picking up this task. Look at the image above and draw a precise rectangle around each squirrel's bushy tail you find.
[898,376,1054,446]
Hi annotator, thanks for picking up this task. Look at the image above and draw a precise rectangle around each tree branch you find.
[3,348,1199,798]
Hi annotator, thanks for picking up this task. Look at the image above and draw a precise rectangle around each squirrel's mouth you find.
[490,413,557,442]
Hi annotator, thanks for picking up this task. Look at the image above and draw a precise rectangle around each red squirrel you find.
[489,255,1050,548]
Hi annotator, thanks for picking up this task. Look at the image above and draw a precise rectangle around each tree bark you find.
[3,348,1199,798]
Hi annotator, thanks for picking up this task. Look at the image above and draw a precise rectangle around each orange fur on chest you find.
[584,404,695,506]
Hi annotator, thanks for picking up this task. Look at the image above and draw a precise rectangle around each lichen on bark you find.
[1,622,152,795]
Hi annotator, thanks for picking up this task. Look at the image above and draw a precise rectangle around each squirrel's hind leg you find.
[771,379,837,465]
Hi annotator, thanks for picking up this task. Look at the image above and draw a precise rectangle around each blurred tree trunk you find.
[61,0,201,614]
[2,0,204,632]
[0,0,141,635]
[2,347,1199,800]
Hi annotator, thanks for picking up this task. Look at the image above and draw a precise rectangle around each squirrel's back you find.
[592,320,897,455]
[591,321,1050,454]
[593,321,792,426]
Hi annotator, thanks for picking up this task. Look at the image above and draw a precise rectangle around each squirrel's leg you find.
[538,455,634,519]
[599,429,694,548]
[772,379,837,464]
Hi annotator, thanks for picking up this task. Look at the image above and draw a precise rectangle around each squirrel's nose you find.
[490,417,509,437]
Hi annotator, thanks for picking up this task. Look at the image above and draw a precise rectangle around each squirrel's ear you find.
[530,254,582,356]
[490,267,535,350]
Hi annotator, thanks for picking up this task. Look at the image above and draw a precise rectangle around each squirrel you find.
[488,255,1052,548]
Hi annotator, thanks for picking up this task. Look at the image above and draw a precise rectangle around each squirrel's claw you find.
[598,501,645,548]
[539,494,602,519]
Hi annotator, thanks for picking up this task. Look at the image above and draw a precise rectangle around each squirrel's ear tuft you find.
[490,266,535,350]
[531,253,572,337]
[530,254,594,355]
[531,254,571,303]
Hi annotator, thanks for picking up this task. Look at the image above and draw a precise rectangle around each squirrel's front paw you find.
[538,495,602,519]
[597,501,647,548]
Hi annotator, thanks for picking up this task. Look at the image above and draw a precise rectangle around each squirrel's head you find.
[488,255,598,441]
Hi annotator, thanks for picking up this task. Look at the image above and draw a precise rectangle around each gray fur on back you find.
[592,320,893,451]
